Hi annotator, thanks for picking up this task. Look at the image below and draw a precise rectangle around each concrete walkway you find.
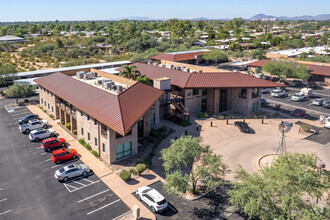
[26,104,160,220]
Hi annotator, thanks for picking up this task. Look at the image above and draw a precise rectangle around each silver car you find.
[54,164,90,182]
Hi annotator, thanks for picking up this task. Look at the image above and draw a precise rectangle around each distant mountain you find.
[110,16,158,21]
[250,13,330,20]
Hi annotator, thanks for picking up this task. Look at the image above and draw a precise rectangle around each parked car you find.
[270,76,279,82]
[42,137,66,152]
[256,74,263,79]
[271,89,286,97]
[19,119,48,133]
[234,121,251,133]
[307,81,318,89]
[261,88,270,94]
[325,116,330,129]
[54,164,90,182]
[291,109,306,117]
[300,88,313,97]
[312,99,323,106]
[261,97,267,105]
[291,93,305,102]
[323,100,330,108]
[18,114,39,124]
[29,128,55,141]
[261,75,270,80]
[286,80,303,87]
[136,186,168,213]
[51,148,78,164]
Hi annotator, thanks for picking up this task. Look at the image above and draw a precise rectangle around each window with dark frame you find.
[239,89,247,99]
[116,141,132,160]
[193,89,199,96]
[252,88,259,99]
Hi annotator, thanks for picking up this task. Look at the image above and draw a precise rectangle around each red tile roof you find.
[185,72,285,88]
[126,63,285,88]
[151,50,211,62]
[34,73,163,135]
[247,59,330,77]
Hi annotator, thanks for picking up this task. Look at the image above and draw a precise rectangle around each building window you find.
[193,89,199,96]
[95,137,98,147]
[252,88,259,99]
[251,102,259,113]
[88,132,90,141]
[102,143,106,153]
[81,128,84,136]
[94,119,98,126]
[87,115,90,121]
[51,106,54,112]
[81,110,83,117]
[44,101,46,106]
[116,141,132,160]
[116,130,132,139]
[150,112,155,125]
[48,103,50,109]
[239,89,247,99]
[41,98,43,104]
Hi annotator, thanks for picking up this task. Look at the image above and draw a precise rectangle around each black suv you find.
[286,80,303,87]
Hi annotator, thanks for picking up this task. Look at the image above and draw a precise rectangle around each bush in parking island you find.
[136,163,147,175]
[129,168,138,175]
[197,112,212,118]
[120,170,131,182]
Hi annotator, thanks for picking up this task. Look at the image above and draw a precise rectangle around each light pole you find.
[315,157,326,205]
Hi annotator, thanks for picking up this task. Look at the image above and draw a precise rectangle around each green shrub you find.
[49,114,55,120]
[24,99,29,103]
[217,115,225,120]
[159,126,167,133]
[91,150,99,157]
[197,112,212,118]
[73,130,77,135]
[151,128,161,138]
[85,144,92,151]
[136,163,147,175]
[65,122,71,130]
[0,91,3,95]
[42,109,46,113]
[301,124,312,133]
[61,121,65,125]
[129,168,138,175]
[179,119,191,127]
[120,170,131,182]
[38,105,43,109]
[78,138,86,145]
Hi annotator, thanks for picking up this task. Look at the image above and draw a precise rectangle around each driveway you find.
[0,103,130,219]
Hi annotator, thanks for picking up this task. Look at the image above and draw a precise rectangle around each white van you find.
[300,88,313,98]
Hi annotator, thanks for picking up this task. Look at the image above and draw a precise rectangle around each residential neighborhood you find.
[0,1,329,220]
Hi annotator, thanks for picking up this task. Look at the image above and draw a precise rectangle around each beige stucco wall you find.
[184,89,202,113]
[39,86,56,116]
[160,60,228,73]
[230,88,261,115]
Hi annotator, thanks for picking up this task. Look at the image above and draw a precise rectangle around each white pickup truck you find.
[19,119,48,134]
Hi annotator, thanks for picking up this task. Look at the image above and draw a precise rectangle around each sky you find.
[0,0,329,22]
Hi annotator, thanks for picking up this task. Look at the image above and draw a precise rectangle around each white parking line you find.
[73,181,86,186]
[0,210,12,216]
[36,147,43,150]
[51,165,60,169]
[78,189,110,203]
[0,198,7,203]
[45,158,51,162]
[86,199,120,215]
[64,178,100,193]
[40,152,47,156]
[64,184,79,192]
[82,178,94,183]
[0,188,3,191]
[11,112,30,117]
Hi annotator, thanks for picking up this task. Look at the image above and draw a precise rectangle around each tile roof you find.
[247,59,330,77]
[185,72,286,88]
[123,63,285,89]
[150,50,211,62]
[34,72,163,135]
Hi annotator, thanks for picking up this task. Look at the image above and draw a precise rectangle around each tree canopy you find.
[6,84,35,103]
[161,136,228,195]
[202,50,228,64]
[262,61,311,80]
[229,153,330,220]
[0,62,16,85]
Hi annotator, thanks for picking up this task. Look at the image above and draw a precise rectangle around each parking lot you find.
[132,181,245,220]
[0,103,130,220]
[262,86,330,117]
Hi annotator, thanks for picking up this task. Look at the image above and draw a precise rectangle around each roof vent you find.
[76,71,85,79]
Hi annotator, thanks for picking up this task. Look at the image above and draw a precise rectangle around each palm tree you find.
[119,65,140,80]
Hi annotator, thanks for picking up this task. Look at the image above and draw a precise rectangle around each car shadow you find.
[157,202,178,217]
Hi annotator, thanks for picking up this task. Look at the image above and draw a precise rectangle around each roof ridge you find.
[184,72,193,88]
[117,94,125,136]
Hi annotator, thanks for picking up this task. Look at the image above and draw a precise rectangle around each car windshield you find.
[76,165,82,169]
[59,168,65,173]
[142,188,152,194]
[157,199,167,205]
[241,124,249,129]
[67,149,72,154]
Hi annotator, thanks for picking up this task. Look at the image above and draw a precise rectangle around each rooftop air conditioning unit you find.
[105,82,113,90]
[183,68,190,72]
[153,62,158,66]
[91,72,98,77]
[176,66,182,71]
[111,85,117,92]
[102,79,112,85]
[84,72,92,80]
[76,71,85,79]
[117,85,123,93]
[97,79,103,86]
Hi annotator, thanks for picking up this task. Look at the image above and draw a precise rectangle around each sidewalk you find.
[26,104,158,220]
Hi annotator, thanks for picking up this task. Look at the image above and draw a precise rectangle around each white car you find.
[325,117,330,129]
[261,88,269,94]
[271,89,286,97]
[54,164,90,182]
[136,186,168,213]
[256,74,263,78]
[29,128,55,141]
[19,119,48,133]
[312,99,323,106]
[291,93,305,102]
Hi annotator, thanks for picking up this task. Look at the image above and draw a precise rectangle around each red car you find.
[51,148,78,164]
[41,138,66,152]
[291,109,306,117]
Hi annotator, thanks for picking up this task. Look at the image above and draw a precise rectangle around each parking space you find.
[0,103,130,220]
[132,180,244,220]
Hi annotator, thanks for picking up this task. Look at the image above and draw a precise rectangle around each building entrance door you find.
[219,89,228,112]
[201,89,207,112]
[138,119,144,138]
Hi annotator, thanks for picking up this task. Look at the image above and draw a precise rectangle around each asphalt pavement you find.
[0,100,130,220]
